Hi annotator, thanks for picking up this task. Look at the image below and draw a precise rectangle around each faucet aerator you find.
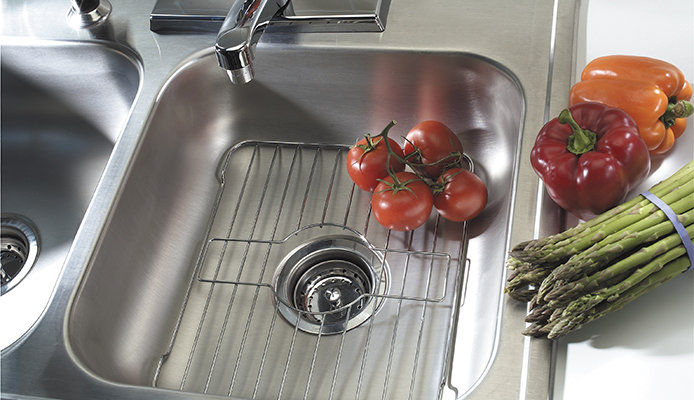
[226,65,254,85]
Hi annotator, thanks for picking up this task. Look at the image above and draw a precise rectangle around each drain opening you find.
[273,235,389,335]
[1,215,39,294]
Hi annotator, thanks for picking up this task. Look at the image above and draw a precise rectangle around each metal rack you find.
[153,141,471,399]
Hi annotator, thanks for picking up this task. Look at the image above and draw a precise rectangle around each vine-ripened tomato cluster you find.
[346,120,488,231]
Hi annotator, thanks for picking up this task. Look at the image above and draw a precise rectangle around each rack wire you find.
[153,141,471,399]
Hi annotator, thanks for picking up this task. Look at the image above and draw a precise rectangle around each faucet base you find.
[150,0,390,33]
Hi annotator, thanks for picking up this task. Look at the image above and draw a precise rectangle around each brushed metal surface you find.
[0,40,140,350]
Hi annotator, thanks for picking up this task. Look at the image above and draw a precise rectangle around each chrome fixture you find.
[213,0,392,84]
[149,0,392,84]
[271,233,390,335]
[215,0,289,84]
[67,0,112,28]
[1,215,39,294]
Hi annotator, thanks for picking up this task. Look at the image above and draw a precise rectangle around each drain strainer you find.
[273,235,389,335]
[1,215,39,294]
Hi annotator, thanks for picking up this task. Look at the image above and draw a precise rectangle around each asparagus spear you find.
[546,254,692,339]
[543,221,694,305]
[543,195,693,285]
[513,179,694,264]
[558,242,691,321]
[539,208,694,303]
[519,202,692,303]
[505,264,554,297]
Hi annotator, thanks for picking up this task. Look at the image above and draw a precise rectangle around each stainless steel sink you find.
[0,39,140,349]
[67,46,524,399]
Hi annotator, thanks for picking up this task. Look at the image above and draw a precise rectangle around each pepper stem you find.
[558,108,597,156]
[660,100,694,128]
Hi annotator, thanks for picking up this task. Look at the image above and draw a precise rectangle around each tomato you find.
[433,168,487,222]
[403,120,464,179]
[371,172,433,231]
[346,135,405,191]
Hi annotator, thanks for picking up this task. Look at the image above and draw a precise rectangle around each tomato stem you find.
[430,168,466,195]
[376,175,420,195]
[375,120,474,189]
[378,120,402,182]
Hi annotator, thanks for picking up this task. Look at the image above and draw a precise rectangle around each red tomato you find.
[371,172,433,231]
[403,121,464,179]
[434,168,488,222]
[346,136,405,191]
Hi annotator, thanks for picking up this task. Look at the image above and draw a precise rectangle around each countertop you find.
[554,1,694,399]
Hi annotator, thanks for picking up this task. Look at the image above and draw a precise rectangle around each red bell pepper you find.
[531,102,651,220]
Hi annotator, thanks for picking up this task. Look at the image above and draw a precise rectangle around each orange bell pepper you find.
[569,55,693,154]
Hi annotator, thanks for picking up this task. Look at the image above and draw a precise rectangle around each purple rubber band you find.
[642,191,694,271]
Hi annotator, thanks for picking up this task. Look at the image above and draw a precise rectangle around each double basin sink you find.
[1,0,575,398]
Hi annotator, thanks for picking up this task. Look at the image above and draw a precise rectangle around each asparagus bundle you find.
[506,160,694,339]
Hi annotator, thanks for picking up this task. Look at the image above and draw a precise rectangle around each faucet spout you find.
[215,0,288,84]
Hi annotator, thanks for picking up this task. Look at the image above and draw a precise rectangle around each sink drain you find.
[273,235,389,335]
[1,215,39,294]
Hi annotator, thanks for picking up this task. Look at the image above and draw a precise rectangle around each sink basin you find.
[0,40,140,349]
[68,46,524,398]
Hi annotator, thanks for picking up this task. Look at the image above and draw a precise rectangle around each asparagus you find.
[546,254,692,339]
[512,179,694,264]
[541,195,693,287]
[544,222,694,305]
[525,251,692,338]
[558,241,691,320]
[505,264,554,297]
[505,160,694,339]
[538,208,694,302]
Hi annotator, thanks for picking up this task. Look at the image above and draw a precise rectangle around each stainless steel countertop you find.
[0,0,579,398]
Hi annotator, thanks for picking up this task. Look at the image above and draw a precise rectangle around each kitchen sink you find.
[68,46,524,399]
[0,39,140,349]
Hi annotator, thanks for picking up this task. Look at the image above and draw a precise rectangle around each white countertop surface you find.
[554,1,694,399]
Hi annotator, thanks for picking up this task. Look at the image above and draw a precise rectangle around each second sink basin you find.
[68,45,524,399]
[1,39,140,350]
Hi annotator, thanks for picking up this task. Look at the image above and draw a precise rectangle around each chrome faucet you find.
[150,0,391,84]
[209,0,392,84]
[215,0,289,84]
